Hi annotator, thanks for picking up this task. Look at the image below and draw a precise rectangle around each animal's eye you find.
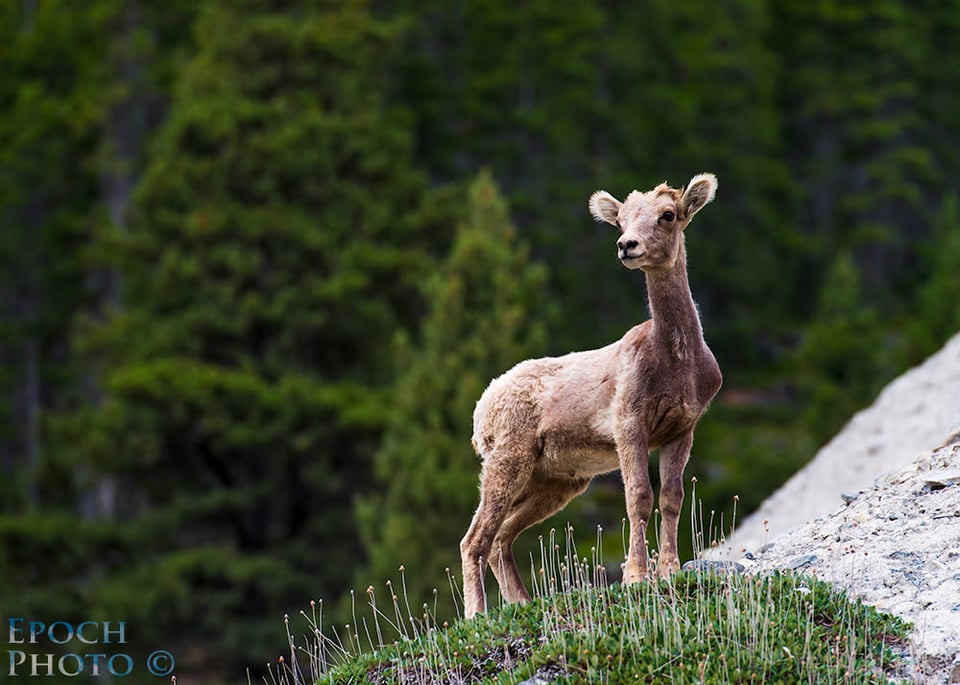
[661,211,675,222]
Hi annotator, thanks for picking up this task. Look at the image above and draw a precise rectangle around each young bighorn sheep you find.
[460,173,722,617]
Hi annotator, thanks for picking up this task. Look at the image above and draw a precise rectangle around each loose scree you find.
[460,174,722,617]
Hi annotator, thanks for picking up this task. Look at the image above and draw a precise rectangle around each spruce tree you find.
[356,171,549,617]
[909,195,960,356]
[791,253,891,443]
[48,0,447,678]
[770,0,931,295]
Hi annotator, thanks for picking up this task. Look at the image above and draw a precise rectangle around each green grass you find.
[270,527,911,685]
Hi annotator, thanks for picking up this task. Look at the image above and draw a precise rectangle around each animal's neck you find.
[644,243,703,359]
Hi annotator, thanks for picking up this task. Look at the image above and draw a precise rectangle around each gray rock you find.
[924,470,960,490]
[887,550,914,560]
[789,554,818,570]
[681,559,745,573]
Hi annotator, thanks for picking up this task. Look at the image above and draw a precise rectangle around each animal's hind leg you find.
[490,476,591,605]
[460,452,535,618]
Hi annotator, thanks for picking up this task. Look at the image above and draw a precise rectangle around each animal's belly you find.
[540,441,619,479]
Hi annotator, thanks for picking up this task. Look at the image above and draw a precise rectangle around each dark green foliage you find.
[10,0,448,680]
[0,0,112,503]
[909,195,960,357]
[91,2,433,675]
[790,253,893,442]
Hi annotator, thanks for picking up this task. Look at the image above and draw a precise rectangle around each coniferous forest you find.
[2,1,959,682]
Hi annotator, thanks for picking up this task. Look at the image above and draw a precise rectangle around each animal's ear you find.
[589,190,621,226]
[680,173,718,220]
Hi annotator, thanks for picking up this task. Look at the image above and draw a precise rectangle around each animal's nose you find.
[617,239,638,252]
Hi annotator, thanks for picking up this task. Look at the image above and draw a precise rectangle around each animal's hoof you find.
[621,560,649,584]
[655,558,681,578]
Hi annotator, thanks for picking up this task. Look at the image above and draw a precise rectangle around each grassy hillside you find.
[272,533,910,685]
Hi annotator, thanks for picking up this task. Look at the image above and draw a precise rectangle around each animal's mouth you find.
[619,251,646,270]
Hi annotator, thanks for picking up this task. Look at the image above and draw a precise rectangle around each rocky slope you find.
[724,332,960,554]
[704,333,960,682]
[740,433,960,683]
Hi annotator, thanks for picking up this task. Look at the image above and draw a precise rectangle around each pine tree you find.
[356,171,549,616]
[389,0,610,351]
[791,253,894,443]
[909,195,960,356]
[770,0,931,296]
[45,0,449,678]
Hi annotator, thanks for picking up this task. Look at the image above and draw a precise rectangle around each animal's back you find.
[471,340,623,462]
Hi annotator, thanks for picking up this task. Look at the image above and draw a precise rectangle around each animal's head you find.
[589,173,717,271]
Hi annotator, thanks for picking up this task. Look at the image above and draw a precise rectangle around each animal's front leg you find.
[657,432,693,577]
[618,421,653,583]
